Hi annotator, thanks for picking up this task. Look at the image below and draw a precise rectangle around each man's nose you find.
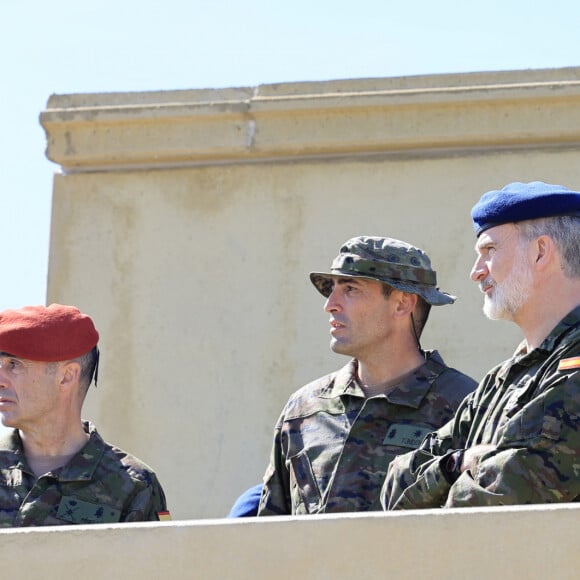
[470,257,487,282]
[324,288,340,312]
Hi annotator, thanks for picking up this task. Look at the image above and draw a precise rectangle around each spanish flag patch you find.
[558,357,580,371]
[157,511,172,522]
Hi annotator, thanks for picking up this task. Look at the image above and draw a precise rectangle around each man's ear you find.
[533,235,555,270]
[59,361,82,390]
[394,291,418,318]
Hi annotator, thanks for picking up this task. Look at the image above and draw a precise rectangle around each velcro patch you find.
[57,496,121,524]
[558,357,580,371]
[383,424,431,449]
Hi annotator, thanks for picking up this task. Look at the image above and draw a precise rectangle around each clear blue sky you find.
[2,0,580,311]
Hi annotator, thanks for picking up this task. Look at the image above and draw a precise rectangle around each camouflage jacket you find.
[0,422,168,527]
[258,350,476,515]
[383,307,580,510]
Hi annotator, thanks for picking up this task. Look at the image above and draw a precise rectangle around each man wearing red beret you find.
[0,304,169,526]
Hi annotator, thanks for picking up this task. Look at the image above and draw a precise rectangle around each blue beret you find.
[471,181,580,236]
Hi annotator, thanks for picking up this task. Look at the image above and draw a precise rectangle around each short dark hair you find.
[45,346,99,392]
[75,347,99,393]
[412,296,431,338]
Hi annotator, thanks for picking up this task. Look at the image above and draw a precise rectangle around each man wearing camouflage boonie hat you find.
[383,181,580,510]
[257,236,476,515]
[0,304,170,526]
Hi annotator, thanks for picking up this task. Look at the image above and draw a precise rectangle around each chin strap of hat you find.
[410,313,423,354]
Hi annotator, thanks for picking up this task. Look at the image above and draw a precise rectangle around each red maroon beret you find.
[0,304,99,362]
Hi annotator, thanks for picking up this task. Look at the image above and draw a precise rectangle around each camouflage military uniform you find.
[258,351,476,515]
[0,422,168,527]
[383,307,580,510]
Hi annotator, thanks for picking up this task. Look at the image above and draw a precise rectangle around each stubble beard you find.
[330,337,352,357]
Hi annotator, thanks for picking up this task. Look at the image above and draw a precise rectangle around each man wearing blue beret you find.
[382,181,580,509]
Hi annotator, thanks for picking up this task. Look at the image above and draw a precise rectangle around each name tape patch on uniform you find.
[57,496,121,524]
[558,357,580,371]
[157,511,172,521]
[383,424,431,449]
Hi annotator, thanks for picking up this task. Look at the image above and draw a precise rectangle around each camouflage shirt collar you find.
[320,351,448,408]
[383,350,448,408]
[0,428,26,470]
[0,422,106,481]
[539,305,580,352]
[56,422,106,482]
[498,306,580,381]
[318,359,364,398]
[511,305,580,361]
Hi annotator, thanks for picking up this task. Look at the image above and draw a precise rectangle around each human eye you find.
[0,357,24,374]
[477,243,495,258]
[321,279,334,297]
[9,358,22,372]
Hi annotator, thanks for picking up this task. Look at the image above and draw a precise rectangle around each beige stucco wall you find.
[39,67,580,520]
[2,505,580,579]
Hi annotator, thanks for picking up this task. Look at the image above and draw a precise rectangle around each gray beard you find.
[482,259,532,321]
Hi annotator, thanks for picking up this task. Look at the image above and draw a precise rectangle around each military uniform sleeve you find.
[445,372,580,507]
[122,471,168,522]
[382,392,476,510]
[258,411,292,516]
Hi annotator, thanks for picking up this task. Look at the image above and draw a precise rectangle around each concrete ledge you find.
[41,67,580,172]
[2,505,579,579]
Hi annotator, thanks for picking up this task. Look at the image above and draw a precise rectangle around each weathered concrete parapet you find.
[39,67,580,520]
[41,67,580,172]
[1,505,579,579]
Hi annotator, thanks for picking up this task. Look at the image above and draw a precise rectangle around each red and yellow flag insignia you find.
[157,511,172,522]
[558,357,580,371]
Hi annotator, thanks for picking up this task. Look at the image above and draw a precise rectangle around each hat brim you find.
[309,271,456,306]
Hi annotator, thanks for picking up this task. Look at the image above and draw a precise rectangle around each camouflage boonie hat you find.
[310,236,455,306]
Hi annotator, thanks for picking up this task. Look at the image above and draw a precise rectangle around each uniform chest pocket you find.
[289,450,322,514]
[498,402,561,447]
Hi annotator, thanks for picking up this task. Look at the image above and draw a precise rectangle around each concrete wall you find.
[39,67,580,520]
[2,505,580,579]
